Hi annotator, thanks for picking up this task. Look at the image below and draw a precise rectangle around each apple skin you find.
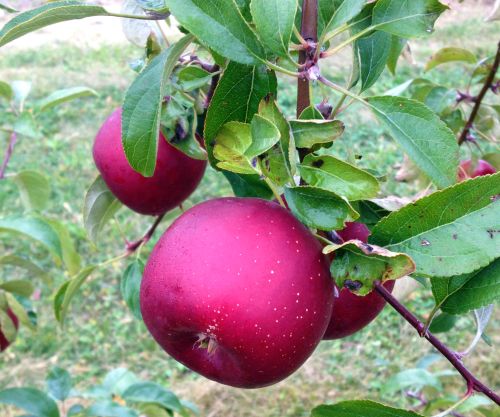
[458,159,496,181]
[93,108,207,216]
[0,308,19,352]
[140,197,334,388]
[323,222,395,340]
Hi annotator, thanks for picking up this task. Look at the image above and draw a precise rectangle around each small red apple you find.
[0,308,19,352]
[93,108,207,215]
[458,159,496,181]
[323,222,394,340]
[140,197,334,388]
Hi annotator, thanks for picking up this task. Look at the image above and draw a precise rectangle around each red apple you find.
[0,308,18,352]
[323,222,394,340]
[458,159,496,181]
[93,108,207,215]
[140,197,334,388]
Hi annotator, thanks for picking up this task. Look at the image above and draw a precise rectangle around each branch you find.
[0,132,18,180]
[297,0,318,163]
[374,281,500,405]
[458,41,500,145]
[126,213,165,254]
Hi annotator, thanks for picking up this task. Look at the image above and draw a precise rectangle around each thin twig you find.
[126,213,166,254]
[374,282,500,405]
[458,41,500,145]
[0,132,17,180]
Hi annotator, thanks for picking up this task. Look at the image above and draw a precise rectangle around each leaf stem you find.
[374,281,500,405]
[264,177,285,208]
[107,12,168,21]
[0,132,17,180]
[321,26,372,58]
[458,40,500,145]
[126,213,165,254]
[264,60,300,77]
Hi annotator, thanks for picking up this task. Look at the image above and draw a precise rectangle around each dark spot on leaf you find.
[312,159,324,168]
[361,243,374,253]
[327,231,344,244]
[438,257,443,262]
[452,234,458,240]
[344,280,363,291]
[487,229,499,239]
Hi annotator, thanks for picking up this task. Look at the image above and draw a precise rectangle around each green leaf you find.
[102,368,140,396]
[213,122,254,174]
[37,86,98,112]
[324,241,415,295]
[163,0,265,65]
[425,47,477,72]
[0,255,47,281]
[0,2,18,13]
[366,96,458,188]
[5,292,34,330]
[14,112,41,139]
[87,401,138,417]
[53,281,69,323]
[122,382,183,412]
[250,0,297,58]
[11,170,50,211]
[373,0,448,38]
[46,367,72,402]
[0,279,34,298]
[290,119,344,148]
[246,114,281,158]
[387,36,407,75]
[299,105,323,120]
[321,0,366,39]
[312,400,424,417]
[0,80,13,100]
[121,261,144,320]
[299,154,379,201]
[47,219,81,275]
[371,173,500,277]
[57,265,97,324]
[284,186,358,231]
[0,388,60,417]
[205,63,277,168]
[0,1,109,47]
[222,172,273,199]
[428,312,458,333]
[258,99,294,178]
[436,260,500,315]
[382,368,442,395]
[357,31,392,91]
[83,176,122,245]
[122,35,193,177]
[177,66,213,91]
[164,113,207,161]
[11,80,31,110]
[0,307,17,344]
[0,216,62,262]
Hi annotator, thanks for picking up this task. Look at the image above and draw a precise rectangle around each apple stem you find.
[374,281,500,405]
[0,132,17,180]
[126,213,166,254]
[458,40,500,145]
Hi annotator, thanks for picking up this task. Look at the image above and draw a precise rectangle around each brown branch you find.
[126,213,165,254]
[0,132,17,180]
[375,282,500,405]
[458,41,500,145]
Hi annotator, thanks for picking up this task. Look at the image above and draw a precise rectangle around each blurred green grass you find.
[0,4,499,417]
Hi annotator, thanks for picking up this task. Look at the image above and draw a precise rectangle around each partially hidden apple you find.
[93,108,207,216]
[458,159,496,181]
[323,222,395,340]
[0,308,18,352]
[140,197,334,388]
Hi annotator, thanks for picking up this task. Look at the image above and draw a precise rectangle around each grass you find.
[0,3,499,416]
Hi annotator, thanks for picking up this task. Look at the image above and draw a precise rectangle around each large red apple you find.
[0,308,18,352]
[457,159,496,181]
[323,222,394,340]
[140,197,334,388]
[93,108,207,215]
